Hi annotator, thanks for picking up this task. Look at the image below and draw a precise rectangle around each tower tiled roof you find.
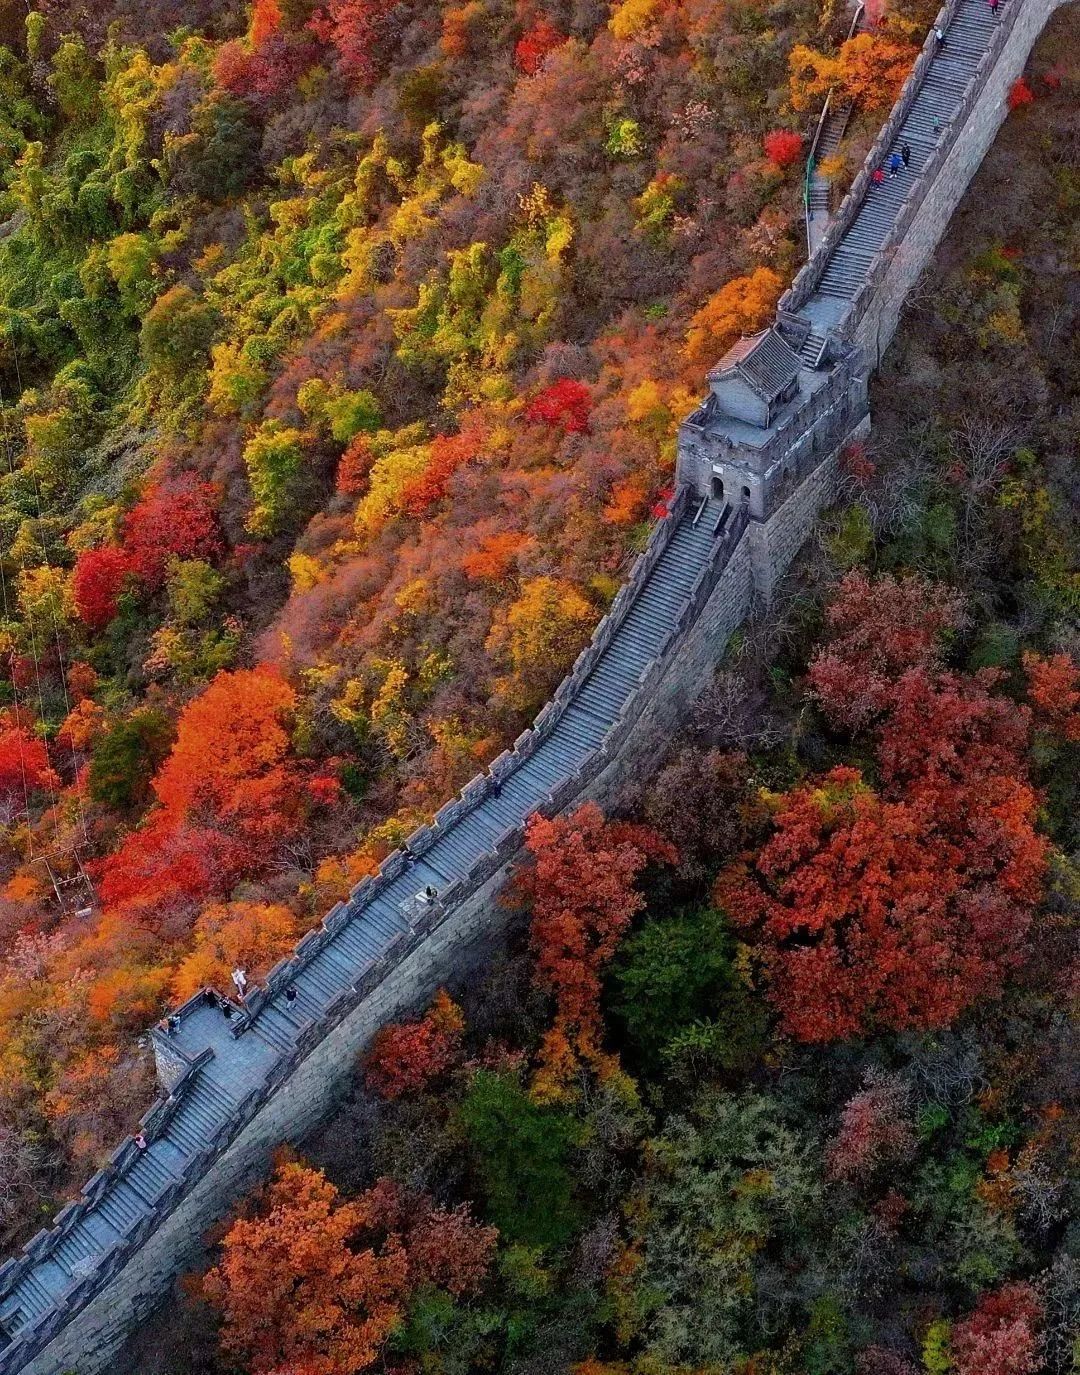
[707,327,802,403]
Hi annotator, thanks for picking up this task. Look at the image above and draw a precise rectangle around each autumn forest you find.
[0,0,1076,1367]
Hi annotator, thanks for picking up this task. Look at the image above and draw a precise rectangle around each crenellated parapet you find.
[677,0,1068,518]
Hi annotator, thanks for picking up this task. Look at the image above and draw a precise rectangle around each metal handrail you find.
[802,0,866,257]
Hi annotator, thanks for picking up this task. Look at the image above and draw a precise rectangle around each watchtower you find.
[676,324,867,521]
[706,327,801,429]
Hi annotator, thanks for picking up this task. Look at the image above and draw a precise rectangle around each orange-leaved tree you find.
[99,666,303,921]
[516,803,675,1099]
[1023,650,1080,741]
[152,665,300,843]
[834,34,917,111]
[171,901,300,1002]
[201,1160,496,1375]
[683,268,783,371]
[201,1160,409,1375]
[250,0,283,44]
[789,35,916,114]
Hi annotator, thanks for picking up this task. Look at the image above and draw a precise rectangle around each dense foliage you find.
[117,24,1079,1372]
[174,528,1080,1370]
[0,0,1076,1369]
[0,0,939,1223]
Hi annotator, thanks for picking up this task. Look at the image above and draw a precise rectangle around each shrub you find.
[763,129,802,168]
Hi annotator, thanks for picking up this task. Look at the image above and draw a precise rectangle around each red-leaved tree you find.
[517,803,674,1098]
[365,1177,497,1297]
[400,428,482,516]
[97,815,246,926]
[72,547,135,631]
[715,764,1045,1041]
[729,572,1049,1041]
[0,719,59,817]
[808,570,968,731]
[121,477,222,591]
[763,129,802,168]
[1007,77,1035,111]
[308,0,399,84]
[825,1070,914,1184]
[524,378,592,434]
[514,16,566,74]
[952,1283,1042,1375]
[363,989,465,1099]
[214,33,318,101]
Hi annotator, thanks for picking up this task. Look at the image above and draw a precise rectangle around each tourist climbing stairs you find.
[0,493,736,1366]
[814,0,999,304]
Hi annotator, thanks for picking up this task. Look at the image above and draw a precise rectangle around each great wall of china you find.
[0,0,1069,1366]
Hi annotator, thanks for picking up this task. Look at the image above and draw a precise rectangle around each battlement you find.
[676,0,1066,513]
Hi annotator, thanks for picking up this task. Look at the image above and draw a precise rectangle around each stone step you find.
[126,1150,177,1204]
[254,1004,298,1053]
[53,1228,102,1276]
[97,1182,146,1236]
[298,960,343,1003]
[559,702,610,742]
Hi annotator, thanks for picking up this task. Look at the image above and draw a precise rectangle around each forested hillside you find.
[0,0,1078,1368]
[0,0,938,1228]
[103,11,1079,1373]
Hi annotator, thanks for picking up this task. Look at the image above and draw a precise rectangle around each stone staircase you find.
[0,493,736,1368]
[812,0,999,304]
[799,325,830,367]
[804,0,868,256]
[805,99,849,241]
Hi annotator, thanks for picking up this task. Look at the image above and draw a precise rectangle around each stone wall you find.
[851,0,1069,364]
[11,424,851,1375]
[14,860,519,1375]
[587,439,851,809]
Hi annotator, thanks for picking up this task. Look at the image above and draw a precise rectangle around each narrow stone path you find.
[0,497,735,1356]
[799,0,1001,363]
[805,3,869,256]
